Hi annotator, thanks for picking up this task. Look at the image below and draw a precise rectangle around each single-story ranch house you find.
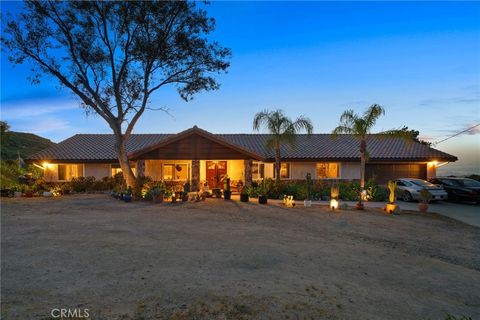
[28,126,457,189]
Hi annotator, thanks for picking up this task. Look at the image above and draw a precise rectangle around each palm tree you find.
[332,104,385,203]
[253,109,313,183]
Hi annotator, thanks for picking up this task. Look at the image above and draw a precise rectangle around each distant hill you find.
[1,131,55,160]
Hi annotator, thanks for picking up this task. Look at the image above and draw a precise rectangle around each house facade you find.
[28,126,457,189]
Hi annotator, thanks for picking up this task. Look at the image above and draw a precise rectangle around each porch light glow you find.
[330,199,339,210]
[428,161,438,167]
[42,162,51,169]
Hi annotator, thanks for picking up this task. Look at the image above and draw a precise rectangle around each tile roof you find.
[28,129,457,162]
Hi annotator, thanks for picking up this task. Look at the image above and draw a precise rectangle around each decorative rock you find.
[43,191,53,197]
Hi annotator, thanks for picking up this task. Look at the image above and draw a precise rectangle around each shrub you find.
[339,181,361,201]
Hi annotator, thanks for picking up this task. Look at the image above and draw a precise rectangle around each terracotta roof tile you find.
[28,132,457,162]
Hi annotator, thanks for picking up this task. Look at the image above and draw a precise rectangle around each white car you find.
[394,178,448,202]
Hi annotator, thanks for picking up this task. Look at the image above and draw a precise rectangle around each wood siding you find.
[135,135,254,160]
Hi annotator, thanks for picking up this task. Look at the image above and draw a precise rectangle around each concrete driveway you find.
[315,200,480,228]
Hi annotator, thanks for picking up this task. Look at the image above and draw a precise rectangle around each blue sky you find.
[1,1,479,175]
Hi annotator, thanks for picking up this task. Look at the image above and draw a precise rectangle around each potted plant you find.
[213,188,222,198]
[418,189,432,212]
[123,187,132,202]
[240,186,249,202]
[150,182,166,203]
[258,179,268,204]
[384,180,399,214]
[304,173,313,207]
[223,175,232,200]
[355,188,365,210]
[152,188,164,204]
[164,190,175,200]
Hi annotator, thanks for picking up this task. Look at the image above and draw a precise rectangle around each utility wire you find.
[433,123,480,145]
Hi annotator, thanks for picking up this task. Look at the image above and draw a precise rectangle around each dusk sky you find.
[1,1,479,175]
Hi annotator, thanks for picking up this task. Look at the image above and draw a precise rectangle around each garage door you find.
[366,164,427,184]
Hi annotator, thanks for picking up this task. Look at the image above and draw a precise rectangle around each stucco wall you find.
[227,160,244,181]
[44,164,58,182]
[290,162,316,179]
[264,163,274,179]
[340,162,360,180]
[84,164,110,180]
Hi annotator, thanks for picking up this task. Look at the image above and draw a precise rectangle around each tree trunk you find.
[275,146,281,184]
[359,138,367,202]
[115,135,136,189]
[360,152,366,189]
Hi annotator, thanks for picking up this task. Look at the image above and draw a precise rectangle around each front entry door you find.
[206,161,227,189]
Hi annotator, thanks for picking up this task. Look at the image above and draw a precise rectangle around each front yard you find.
[1,194,479,319]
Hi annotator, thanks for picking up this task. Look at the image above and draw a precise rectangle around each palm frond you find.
[292,115,314,135]
[339,109,357,125]
[252,109,272,132]
[364,104,385,130]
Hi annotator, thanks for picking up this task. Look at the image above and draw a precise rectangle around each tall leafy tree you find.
[332,104,410,203]
[2,1,230,187]
[253,109,313,183]
[0,121,10,146]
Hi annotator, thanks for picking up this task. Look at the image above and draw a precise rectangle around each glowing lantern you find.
[330,199,339,210]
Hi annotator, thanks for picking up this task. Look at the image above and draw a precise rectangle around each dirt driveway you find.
[1,194,479,319]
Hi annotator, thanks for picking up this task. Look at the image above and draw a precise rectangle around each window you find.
[316,163,339,179]
[252,162,265,180]
[111,164,136,177]
[58,164,83,181]
[163,163,189,181]
[274,163,290,179]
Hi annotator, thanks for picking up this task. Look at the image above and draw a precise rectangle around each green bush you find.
[0,160,42,189]
[241,178,388,202]
[338,181,361,201]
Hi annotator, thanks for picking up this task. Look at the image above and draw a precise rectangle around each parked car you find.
[394,178,448,202]
[429,177,480,204]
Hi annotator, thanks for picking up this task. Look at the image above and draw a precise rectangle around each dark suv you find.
[429,178,480,204]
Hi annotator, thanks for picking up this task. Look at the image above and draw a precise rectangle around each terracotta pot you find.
[418,203,428,213]
[384,203,397,214]
[355,202,364,210]
[153,193,164,204]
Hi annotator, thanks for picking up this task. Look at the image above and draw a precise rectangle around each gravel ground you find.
[1,194,479,319]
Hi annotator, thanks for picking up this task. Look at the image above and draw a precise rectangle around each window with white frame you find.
[58,164,84,181]
[163,163,189,181]
[316,162,339,179]
[252,162,265,180]
[111,164,136,177]
[274,163,290,179]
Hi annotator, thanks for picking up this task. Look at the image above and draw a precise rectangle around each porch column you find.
[244,159,253,187]
[192,160,200,191]
[136,160,145,178]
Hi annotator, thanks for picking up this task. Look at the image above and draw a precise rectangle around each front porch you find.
[129,126,265,192]
[140,159,265,193]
